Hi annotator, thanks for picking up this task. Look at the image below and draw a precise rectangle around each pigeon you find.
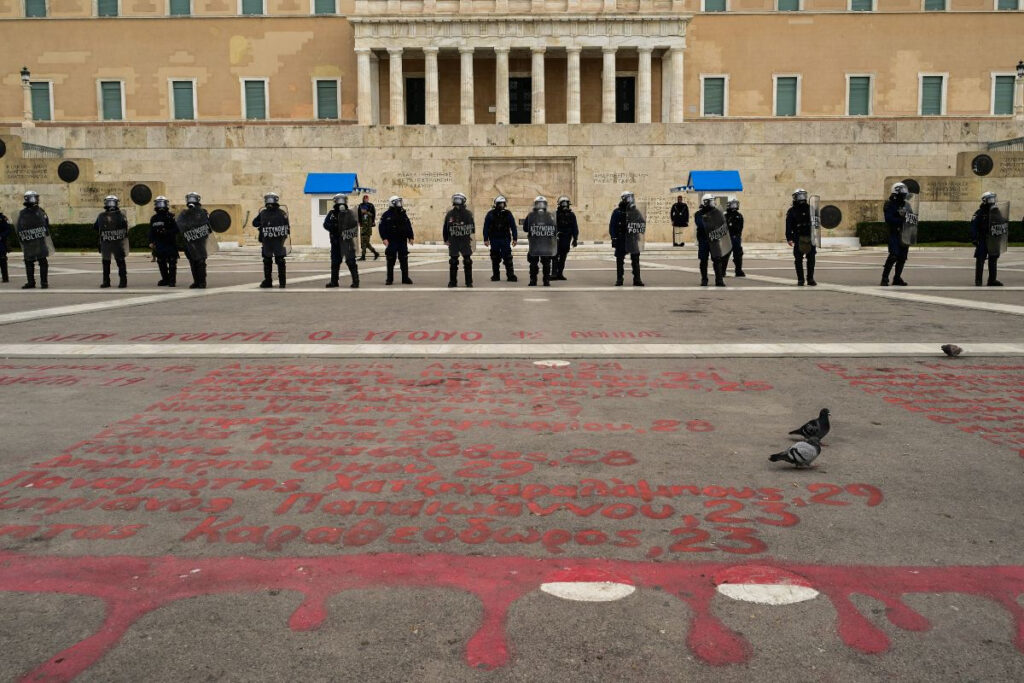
[941,344,962,358]
[769,437,822,467]
[788,408,831,440]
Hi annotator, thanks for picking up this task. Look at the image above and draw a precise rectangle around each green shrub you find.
[856,221,1024,246]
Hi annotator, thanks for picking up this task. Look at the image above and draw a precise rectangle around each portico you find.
[351,15,690,126]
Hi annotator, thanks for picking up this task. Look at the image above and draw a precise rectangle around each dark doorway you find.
[406,77,425,125]
[509,77,532,124]
[616,76,636,123]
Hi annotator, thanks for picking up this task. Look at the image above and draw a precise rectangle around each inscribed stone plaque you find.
[470,157,576,216]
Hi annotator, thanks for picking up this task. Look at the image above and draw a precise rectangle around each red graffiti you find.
[1,551,1021,681]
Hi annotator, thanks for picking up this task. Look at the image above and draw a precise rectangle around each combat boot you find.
[347,260,359,288]
[806,255,817,286]
[116,257,127,289]
[0,257,8,283]
[713,260,725,287]
[385,253,396,285]
[491,256,501,281]
[631,256,644,287]
[277,259,286,289]
[615,258,624,287]
[975,258,984,286]
[399,255,413,284]
[734,252,746,277]
[504,256,517,282]
[260,259,273,288]
[157,259,169,286]
[39,259,48,289]
[464,262,473,288]
[699,260,709,287]
[448,264,458,288]
[795,258,805,286]
[22,260,35,289]
[167,261,177,287]
[988,256,1002,286]
[893,258,908,286]
[100,260,112,288]
[881,255,895,286]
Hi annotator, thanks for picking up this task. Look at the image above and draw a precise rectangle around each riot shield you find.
[704,206,732,260]
[988,201,1010,256]
[527,215,557,257]
[177,207,218,260]
[339,224,359,255]
[98,212,131,257]
[16,209,54,260]
[900,194,919,246]
[809,195,822,248]
[623,215,647,255]
[448,219,477,254]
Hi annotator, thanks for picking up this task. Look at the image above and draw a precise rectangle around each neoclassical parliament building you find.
[1,0,1023,244]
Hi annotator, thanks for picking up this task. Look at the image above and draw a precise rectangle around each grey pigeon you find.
[941,344,962,358]
[769,437,822,467]
[789,408,830,440]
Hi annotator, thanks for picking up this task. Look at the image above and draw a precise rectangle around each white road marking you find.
[540,582,637,602]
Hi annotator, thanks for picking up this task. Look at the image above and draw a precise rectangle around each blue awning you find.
[670,170,743,193]
[303,173,375,195]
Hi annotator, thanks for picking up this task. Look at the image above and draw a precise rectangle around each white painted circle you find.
[540,581,637,602]
[715,583,819,605]
[534,360,570,368]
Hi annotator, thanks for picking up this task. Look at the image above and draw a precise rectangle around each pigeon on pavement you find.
[788,408,831,440]
[769,437,822,467]
[941,344,962,358]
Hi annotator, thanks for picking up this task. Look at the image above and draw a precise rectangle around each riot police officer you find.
[178,192,212,289]
[785,188,817,286]
[524,196,558,287]
[881,182,911,286]
[671,195,689,247]
[971,191,1004,286]
[483,195,518,282]
[253,192,290,289]
[149,196,179,287]
[324,193,360,288]
[93,195,130,288]
[693,195,715,286]
[379,196,415,285]
[609,191,645,287]
[552,196,579,281]
[443,193,475,288]
[357,194,379,261]
[16,190,51,289]
[725,196,745,278]
[0,206,11,283]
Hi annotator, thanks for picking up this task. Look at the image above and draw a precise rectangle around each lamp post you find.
[1015,59,1024,121]
[20,66,35,128]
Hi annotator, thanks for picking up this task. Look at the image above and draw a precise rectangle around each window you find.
[243,79,267,119]
[315,79,339,119]
[923,0,946,9]
[25,0,46,17]
[847,75,872,116]
[30,82,52,121]
[171,80,195,120]
[701,76,726,117]
[849,0,873,10]
[702,0,727,11]
[169,0,190,15]
[778,0,800,10]
[919,75,946,115]
[997,0,1019,9]
[240,0,264,14]
[97,0,118,16]
[993,75,1015,115]
[774,76,799,116]
[313,0,336,13]
[99,81,123,121]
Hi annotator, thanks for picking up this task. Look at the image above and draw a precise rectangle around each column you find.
[356,48,373,125]
[370,54,380,124]
[566,46,581,124]
[460,47,475,125]
[669,46,684,124]
[424,47,440,126]
[660,51,670,122]
[495,46,510,125]
[602,46,617,123]
[637,46,652,124]
[531,46,546,124]
[1016,71,1024,121]
[388,47,404,126]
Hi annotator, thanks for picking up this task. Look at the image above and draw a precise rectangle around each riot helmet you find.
[557,195,571,209]
[891,182,908,197]
[185,192,201,207]
[981,191,997,205]
[24,190,39,206]
[701,194,714,207]
[389,196,403,209]
[494,195,507,210]
[620,191,635,208]
[452,193,467,207]
[154,195,169,211]
[104,195,120,211]
[533,195,548,211]
[727,196,739,210]
[792,189,808,203]
[264,192,280,209]
[333,193,348,208]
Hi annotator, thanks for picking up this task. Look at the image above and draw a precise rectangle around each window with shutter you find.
[316,80,339,119]
[775,77,798,116]
[25,0,46,17]
[100,81,122,121]
[314,0,336,14]
[703,0,727,11]
[993,76,1015,115]
[30,83,51,121]
[172,81,194,120]
[850,0,872,10]
[97,0,118,16]
[848,76,870,115]
[703,78,725,116]
[169,0,190,15]
[920,76,944,115]
[244,80,267,120]
[923,0,945,9]
[997,0,1019,9]
[778,0,800,10]
[241,0,263,15]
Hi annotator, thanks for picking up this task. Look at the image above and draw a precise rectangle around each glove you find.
[572,239,577,248]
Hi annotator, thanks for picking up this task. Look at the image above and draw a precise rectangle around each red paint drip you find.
[1,552,1021,681]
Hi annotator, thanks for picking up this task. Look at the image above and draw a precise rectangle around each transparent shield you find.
[901,193,920,246]
[988,200,1010,256]
[809,195,822,248]
[528,220,557,257]
[704,206,731,260]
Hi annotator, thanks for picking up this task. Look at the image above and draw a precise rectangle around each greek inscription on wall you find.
[0,159,54,183]
[391,171,454,190]
[592,172,650,185]
[996,157,1024,177]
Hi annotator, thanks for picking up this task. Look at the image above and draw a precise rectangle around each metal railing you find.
[20,142,64,158]
[987,137,1024,151]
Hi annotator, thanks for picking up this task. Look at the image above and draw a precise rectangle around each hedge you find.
[3,224,181,251]
[855,221,1024,246]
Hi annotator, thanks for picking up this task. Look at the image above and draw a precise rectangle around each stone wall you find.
[2,119,1022,245]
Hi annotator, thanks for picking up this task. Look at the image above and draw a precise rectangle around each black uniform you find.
[16,204,51,289]
[970,203,1003,286]
[324,205,360,288]
[726,207,745,277]
[94,208,130,288]
[0,212,11,283]
[552,207,579,281]
[253,206,290,288]
[524,209,558,286]
[148,209,179,287]
[785,201,816,286]
[178,204,213,289]
[482,207,518,281]
[694,205,714,285]
[671,200,689,246]
[443,206,475,287]
[881,193,909,286]
[379,206,414,285]
[609,201,645,287]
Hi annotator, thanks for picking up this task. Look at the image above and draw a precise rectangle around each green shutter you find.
[244,80,267,119]
[848,76,870,115]
[25,0,46,17]
[775,77,797,116]
[101,81,122,120]
[778,0,800,10]
[172,81,194,120]
[97,0,117,16]
[850,0,872,10]
[241,0,263,14]
[314,0,335,13]
[920,76,943,115]
[169,0,190,15]
[997,0,1019,9]
[316,80,338,119]
[30,82,51,121]
[703,0,727,11]
[923,0,945,9]
[703,78,725,116]
[993,75,1015,115]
